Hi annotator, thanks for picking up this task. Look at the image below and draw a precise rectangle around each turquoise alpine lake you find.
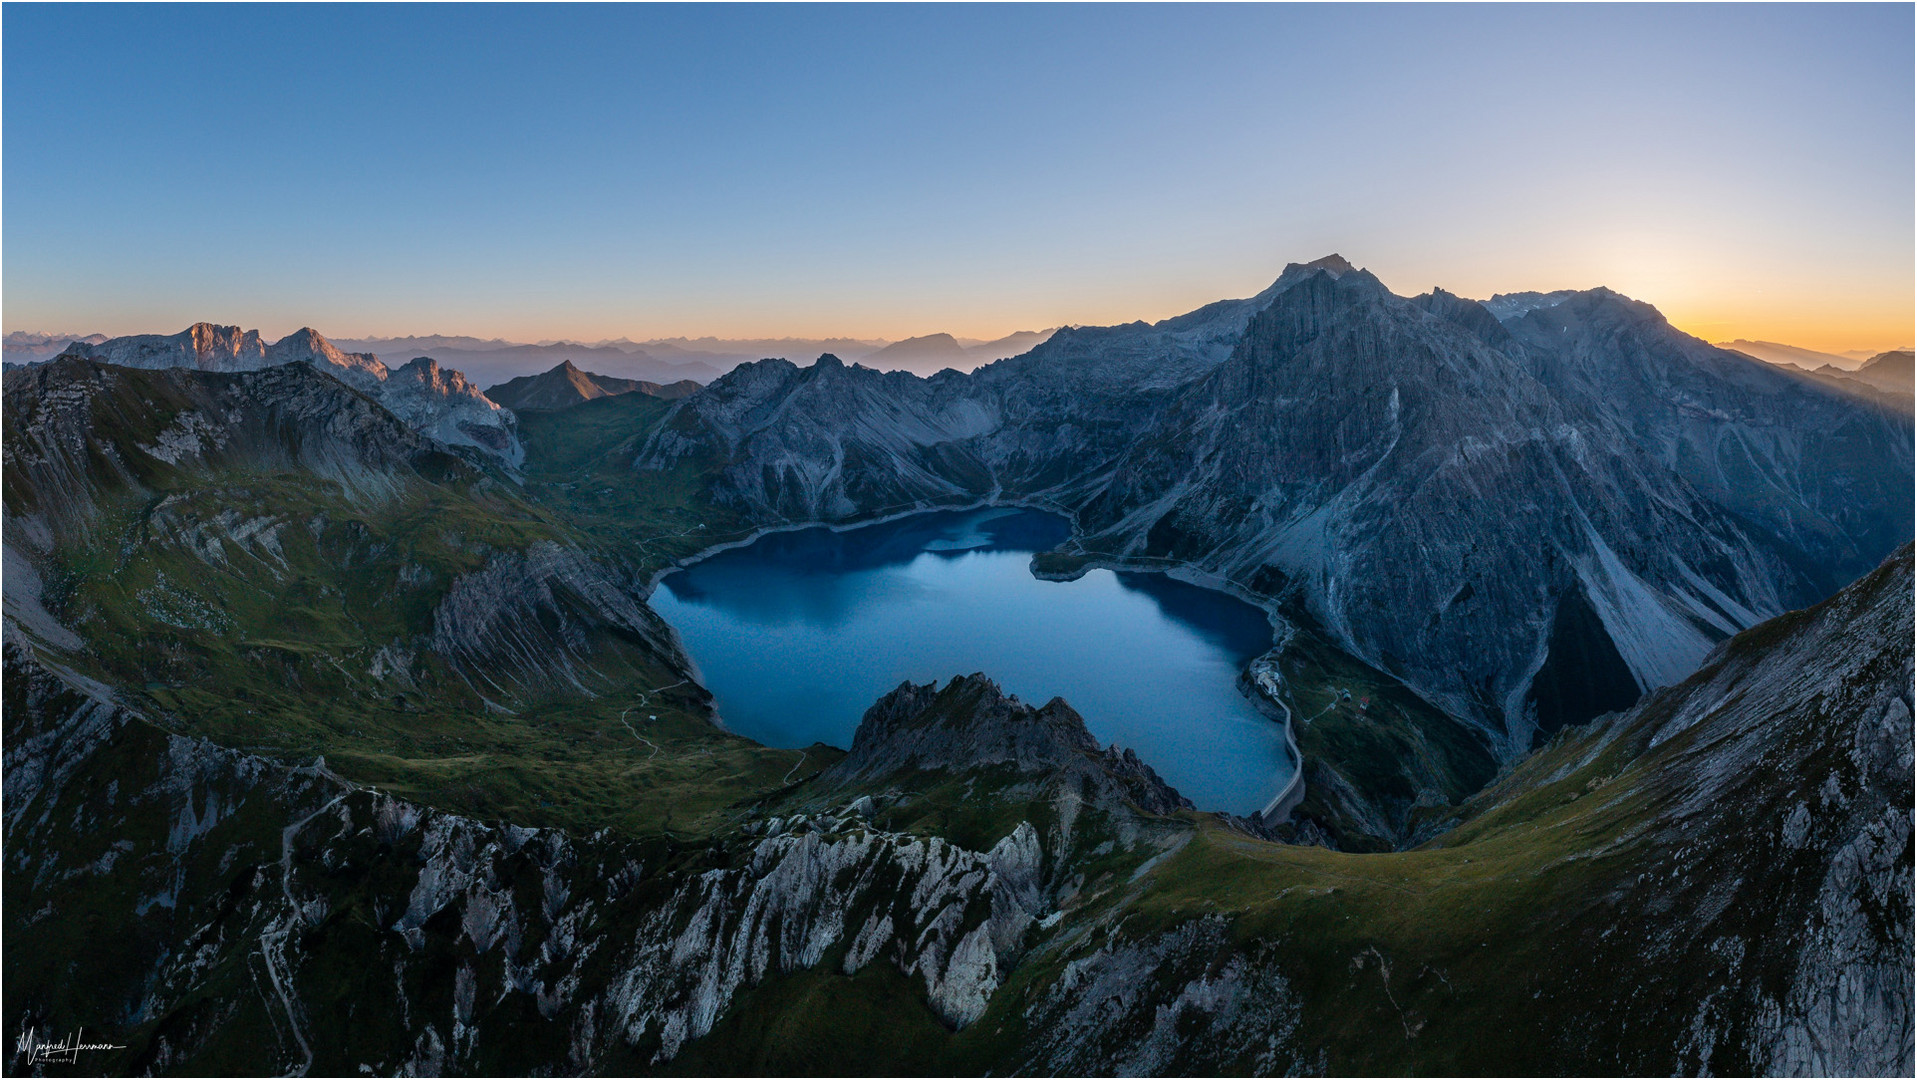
[650,507,1296,815]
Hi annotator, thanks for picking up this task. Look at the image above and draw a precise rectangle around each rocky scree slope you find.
[4,547,1910,1074]
[640,257,1912,757]
[57,323,523,466]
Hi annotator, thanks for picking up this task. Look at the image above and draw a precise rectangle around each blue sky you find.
[5,3,1911,349]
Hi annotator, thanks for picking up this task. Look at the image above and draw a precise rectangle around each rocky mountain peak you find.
[1259,257,1397,315]
[812,352,846,370]
[1413,287,1511,345]
[819,673,1191,816]
[274,325,364,361]
[264,327,387,392]
[395,355,462,388]
[1299,253,1356,276]
[183,322,256,357]
[1480,289,1580,323]
[275,326,328,350]
[1262,254,1362,297]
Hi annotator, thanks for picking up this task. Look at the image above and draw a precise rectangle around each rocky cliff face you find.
[57,324,523,466]
[0,645,1069,1074]
[640,258,1913,754]
[1424,544,1914,1075]
[427,540,685,704]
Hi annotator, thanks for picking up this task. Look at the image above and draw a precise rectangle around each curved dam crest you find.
[650,507,1296,815]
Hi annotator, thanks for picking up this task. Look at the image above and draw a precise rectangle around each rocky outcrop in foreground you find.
[0,648,1116,1074]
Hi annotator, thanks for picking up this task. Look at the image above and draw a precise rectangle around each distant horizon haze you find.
[4,5,1909,355]
[5,256,1909,364]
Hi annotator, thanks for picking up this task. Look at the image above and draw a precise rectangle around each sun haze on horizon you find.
[3,5,1910,354]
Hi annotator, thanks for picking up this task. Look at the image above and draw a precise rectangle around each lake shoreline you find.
[648,504,1296,816]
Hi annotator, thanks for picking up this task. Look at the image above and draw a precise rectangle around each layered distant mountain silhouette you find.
[860,329,1058,375]
[1854,348,1914,394]
[484,360,700,411]
[862,333,973,374]
[1716,338,1870,371]
[1739,346,1916,402]
[2,330,107,367]
[331,336,726,390]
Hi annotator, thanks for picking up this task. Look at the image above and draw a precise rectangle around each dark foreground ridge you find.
[5,546,1910,1074]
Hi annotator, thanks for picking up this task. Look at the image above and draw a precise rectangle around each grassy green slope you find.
[513,392,756,566]
[1268,626,1500,851]
[8,363,825,838]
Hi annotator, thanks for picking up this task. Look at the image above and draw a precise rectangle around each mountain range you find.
[2,254,1909,1074]
[641,256,1911,758]
[1717,338,1891,370]
[8,327,1063,386]
[327,336,729,390]
[1856,348,1916,393]
[50,323,525,466]
[858,329,1058,375]
[2,329,108,365]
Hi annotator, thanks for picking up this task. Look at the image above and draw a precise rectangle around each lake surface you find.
[651,507,1294,815]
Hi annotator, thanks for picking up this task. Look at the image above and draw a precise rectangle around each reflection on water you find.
[652,507,1293,815]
